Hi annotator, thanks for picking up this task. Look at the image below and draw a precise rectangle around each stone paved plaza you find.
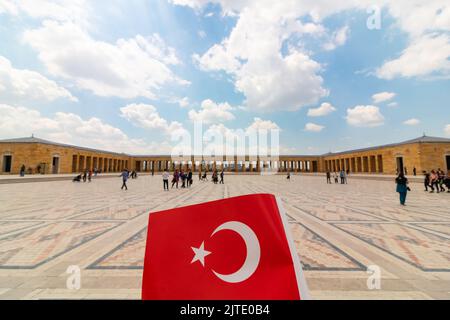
[0,174,449,300]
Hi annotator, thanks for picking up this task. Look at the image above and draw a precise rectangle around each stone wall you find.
[0,143,132,175]
[420,143,450,172]
[322,142,450,175]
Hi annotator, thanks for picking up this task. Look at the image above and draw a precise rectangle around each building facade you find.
[1,136,449,175]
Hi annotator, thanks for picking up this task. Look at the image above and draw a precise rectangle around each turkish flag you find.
[141,194,309,300]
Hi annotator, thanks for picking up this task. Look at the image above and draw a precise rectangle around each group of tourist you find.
[164,169,194,190]
[73,169,93,183]
[72,167,104,183]
[325,170,348,184]
[199,170,225,184]
[395,169,449,206]
[73,168,139,191]
[161,169,226,190]
[423,169,450,193]
[211,170,223,184]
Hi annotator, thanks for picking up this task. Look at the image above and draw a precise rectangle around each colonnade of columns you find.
[71,154,129,173]
[134,158,320,173]
[324,154,383,174]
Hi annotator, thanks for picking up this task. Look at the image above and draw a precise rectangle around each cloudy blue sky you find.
[0,0,449,155]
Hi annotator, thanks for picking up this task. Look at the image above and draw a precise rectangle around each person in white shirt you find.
[162,169,170,191]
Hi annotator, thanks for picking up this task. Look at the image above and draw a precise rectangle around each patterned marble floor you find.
[0,174,449,300]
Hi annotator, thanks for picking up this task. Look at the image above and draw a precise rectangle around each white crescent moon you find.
[211,221,261,284]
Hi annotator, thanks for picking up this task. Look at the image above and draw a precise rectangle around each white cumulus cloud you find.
[376,34,450,80]
[307,102,336,117]
[0,0,91,27]
[403,118,421,126]
[246,117,280,133]
[0,56,77,102]
[22,21,188,99]
[372,92,396,104]
[323,26,350,51]
[120,103,188,138]
[188,99,235,124]
[192,2,330,112]
[0,104,173,154]
[304,123,325,132]
[176,0,450,81]
[346,105,385,127]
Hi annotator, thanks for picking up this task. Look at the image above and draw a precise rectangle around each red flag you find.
[141,194,309,300]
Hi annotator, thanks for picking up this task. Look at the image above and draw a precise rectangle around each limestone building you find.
[1,136,449,175]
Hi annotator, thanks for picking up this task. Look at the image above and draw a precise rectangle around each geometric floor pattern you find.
[0,222,121,269]
[88,228,147,270]
[0,174,449,299]
[332,223,450,272]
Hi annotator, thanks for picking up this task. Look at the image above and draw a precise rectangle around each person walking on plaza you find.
[220,169,224,184]
[430,170,439,193]
[413,167,417,176]
[82,170,87,182]
[326,171,331,184]
[172,170,179,189]
[395,172,409,206]
[334,172,339,184]
[180,171,186,188]
[120,168,129,190]
[162,169,170,191]
[88,170,92,182]
[423,171,430,192]
[187,169,193,188]
[287,171,291,181]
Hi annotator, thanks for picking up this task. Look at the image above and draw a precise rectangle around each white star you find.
[191,242,211,267]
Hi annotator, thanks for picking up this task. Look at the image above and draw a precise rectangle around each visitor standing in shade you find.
[395,172,409,206]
